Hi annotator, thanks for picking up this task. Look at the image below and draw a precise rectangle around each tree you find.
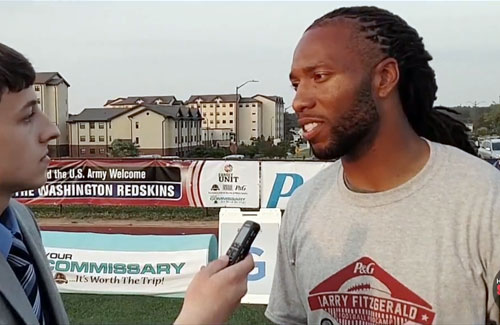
[110,139,139,157]
[187,146,230,158]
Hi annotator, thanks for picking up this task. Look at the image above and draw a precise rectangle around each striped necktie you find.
[7,232,45,324]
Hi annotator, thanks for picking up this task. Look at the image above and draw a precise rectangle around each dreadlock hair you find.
[0,42,36,103]
[307,6,476,155]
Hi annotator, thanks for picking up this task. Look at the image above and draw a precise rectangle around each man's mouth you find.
[302,122,323,141]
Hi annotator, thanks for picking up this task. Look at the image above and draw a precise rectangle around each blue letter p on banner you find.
[266,173,304,208]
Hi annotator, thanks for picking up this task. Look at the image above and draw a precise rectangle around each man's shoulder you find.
[436,142,500,181]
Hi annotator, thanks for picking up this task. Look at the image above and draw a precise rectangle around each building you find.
[67,105,202,158]
[237,97,263,144]
[35,72,70,157]
[186,93,284,145]
[185,94,237,146]
[252,94,285,141]
[104,96,183,108]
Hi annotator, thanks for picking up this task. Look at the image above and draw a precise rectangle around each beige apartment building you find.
[67,104,202,158]
[35,72,70,157]
[186,94,284,145]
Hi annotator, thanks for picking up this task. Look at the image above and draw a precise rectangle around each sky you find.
[1,1,499,114]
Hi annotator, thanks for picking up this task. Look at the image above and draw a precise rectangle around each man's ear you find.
[371,57,399,98]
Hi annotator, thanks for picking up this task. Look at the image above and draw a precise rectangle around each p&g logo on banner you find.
[261,162,334,209]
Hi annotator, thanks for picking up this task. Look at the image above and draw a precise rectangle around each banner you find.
[42,231,217,296]
[197,161,260,208]
[14,159,260,208]
[260,161,334,209]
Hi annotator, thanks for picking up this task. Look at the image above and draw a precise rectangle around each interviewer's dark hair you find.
[0,43,35,102]
[308,6,475,154]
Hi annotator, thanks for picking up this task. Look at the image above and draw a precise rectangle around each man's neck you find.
[341,119,430,193]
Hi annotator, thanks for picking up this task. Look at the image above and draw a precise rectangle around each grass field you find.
[62,294,273,324]
[31,205,220,221]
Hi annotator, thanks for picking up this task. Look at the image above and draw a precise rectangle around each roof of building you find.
[105,96,178,106]
[128,105,202,120]
[68,108,132,122]
[252,94,284,104]
[186,94,241,104]
[239,97,260,103]
[35,72,70,87]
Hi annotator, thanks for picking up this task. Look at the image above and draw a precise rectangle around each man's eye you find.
[24,111,35,122]
[313,73,328,82]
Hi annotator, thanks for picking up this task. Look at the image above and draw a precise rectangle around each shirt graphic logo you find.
[308,257,435,324]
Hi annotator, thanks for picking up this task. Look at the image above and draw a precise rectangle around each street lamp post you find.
[235,79,258,144]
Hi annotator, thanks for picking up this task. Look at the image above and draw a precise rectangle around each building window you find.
[252,112,256,115]
[80,123,85,129]
[99,136,105,142]
[217,120,220,124]
[135,137,139,144]
[99,148,105,154]
[223,120,226,124]
[210,121,213,124]
[80,136,86,142]
[229,120,233,124]
[109,136,112,142]
[202,104,206,108]
[34,85,40,91]
[109,122,112,129]
[191,135,193,142]
[90,148,96,154]
[203,113,206,117]
[203,120,206,124]
[252,121,256,123]
[90,122,95,129]
[210,104,214,108]
[36,98,41,104]
[99,122,104,129]
[175,136,178,144]
[245,104,249,107]
[80,148,86,154]
[222,104,226,107]
[210,112,214,116]
[222,112,226,116]
[230,112,234,115]
[252,104,256,107]
[90,136,95,142]
[136,122,139,129]
[229,104,233,107]
[217,112,220,116]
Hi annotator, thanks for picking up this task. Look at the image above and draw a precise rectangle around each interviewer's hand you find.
[174,254,255,325]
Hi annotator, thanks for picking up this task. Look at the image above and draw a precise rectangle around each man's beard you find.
[312,81,380,160]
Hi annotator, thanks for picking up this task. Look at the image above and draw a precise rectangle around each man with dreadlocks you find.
[266,6,499,324]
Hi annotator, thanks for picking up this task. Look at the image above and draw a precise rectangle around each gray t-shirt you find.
[266,140,500,324]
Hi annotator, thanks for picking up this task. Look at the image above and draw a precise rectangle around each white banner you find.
[218,208,281,304]
[45,247,208,295]
[260,161,334,209]
[199,161,259,208]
